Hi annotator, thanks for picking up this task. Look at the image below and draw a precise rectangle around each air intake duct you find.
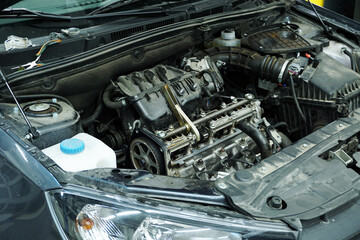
[196,47,291,83]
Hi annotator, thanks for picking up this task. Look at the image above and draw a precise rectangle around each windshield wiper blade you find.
[1,8,72,20]
[0,7,181,21]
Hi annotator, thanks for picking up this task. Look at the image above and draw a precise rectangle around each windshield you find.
[5,0,122,14]
[0,0,230,71]
[0,0,166,41]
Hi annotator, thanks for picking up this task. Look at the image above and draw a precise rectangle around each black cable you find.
[273,121,289,132]
[289,73,306,123]
[342,47,358,73]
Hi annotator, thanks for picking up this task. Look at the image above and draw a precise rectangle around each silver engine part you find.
[116,56,277,179]
[159,96,266,179]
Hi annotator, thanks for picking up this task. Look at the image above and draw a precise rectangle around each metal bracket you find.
[328,149,353,166]
[162,84,200,141]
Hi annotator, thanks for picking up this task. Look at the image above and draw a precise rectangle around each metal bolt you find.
[0,122,4,126]
[52,98,57,103]
[220,102,227,108]
[231,96,237,103]
[338,124,344,128]
[13,107,19,115]
[301,143,308,148]
[217,182,227,189]
[156,131,166,138]
[245,93,255,100]
[271,94,279,99]
[25,134,32,140]
[168,125,174,131]
[210,121,216,129]
[260,166,267,172]
[268,196,283,209]
[187,133,193,140]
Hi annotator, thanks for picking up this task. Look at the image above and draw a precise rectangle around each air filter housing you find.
[242,24,315,54]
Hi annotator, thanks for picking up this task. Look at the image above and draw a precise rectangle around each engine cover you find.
[115,57,223,131]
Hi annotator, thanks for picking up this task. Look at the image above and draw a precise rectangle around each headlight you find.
[46,185,298,240]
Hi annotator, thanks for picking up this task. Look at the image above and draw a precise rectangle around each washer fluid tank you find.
[42,133,116,172]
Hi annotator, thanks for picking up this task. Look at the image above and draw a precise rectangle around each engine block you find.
[114,57,276,179]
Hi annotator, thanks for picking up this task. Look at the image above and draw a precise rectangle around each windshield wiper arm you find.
[89,0,143,15]
[1,8,72,20]
[0,7,181,21]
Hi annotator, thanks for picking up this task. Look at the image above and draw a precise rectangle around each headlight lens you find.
[46,185,298,240]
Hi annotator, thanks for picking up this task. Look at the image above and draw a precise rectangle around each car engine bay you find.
[1,2,360,183]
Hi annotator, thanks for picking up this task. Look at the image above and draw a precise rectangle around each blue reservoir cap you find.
[60,138,85,155]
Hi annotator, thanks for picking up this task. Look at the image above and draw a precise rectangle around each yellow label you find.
[310,0,324,6]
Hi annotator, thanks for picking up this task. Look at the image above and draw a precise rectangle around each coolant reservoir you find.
[42,133,116,172]
[213,29,241,47]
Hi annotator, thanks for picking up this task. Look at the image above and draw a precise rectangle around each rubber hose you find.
[103,84,123,109]
[343,48,357,72]
[277,131,292,148]
[273,121,289,132]
[236,121,272,159]
[81,90,104,127]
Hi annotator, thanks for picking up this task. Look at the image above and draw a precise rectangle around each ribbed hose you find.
[197,47,290,83]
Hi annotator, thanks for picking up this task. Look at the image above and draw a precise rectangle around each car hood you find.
[1,0,22,10]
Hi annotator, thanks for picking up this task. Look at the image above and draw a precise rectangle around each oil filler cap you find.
[60,139,85,155]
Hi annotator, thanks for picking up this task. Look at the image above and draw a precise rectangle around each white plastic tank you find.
[213,29,241,47]
[42,133,116,172]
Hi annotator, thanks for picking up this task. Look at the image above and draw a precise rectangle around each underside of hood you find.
[1,0,21,10]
